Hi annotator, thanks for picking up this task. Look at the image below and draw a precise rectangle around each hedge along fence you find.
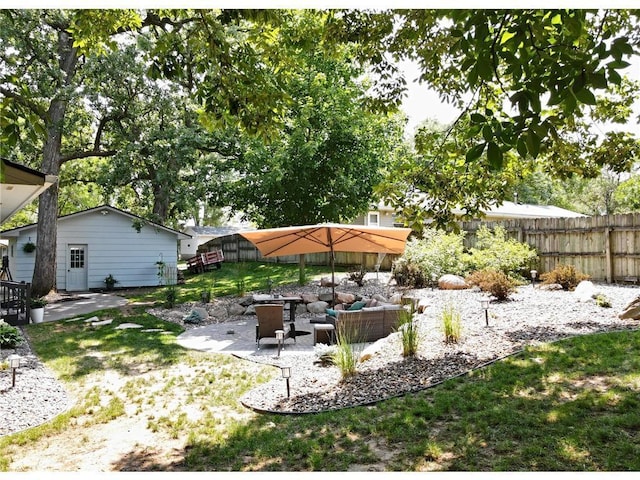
[201,233,399,272]
[460,213,640,283]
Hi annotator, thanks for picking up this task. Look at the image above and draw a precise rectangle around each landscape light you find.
[530,270,538,288]
[480,299,490,327]
[281,366,291,398]
[8,354,21,388]
[275,329,284,357]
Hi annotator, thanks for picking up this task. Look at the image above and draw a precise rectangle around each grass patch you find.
[122,261,334,305]
[2,265,640,471]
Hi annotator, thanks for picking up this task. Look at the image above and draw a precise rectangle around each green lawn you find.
[2,262,639,471]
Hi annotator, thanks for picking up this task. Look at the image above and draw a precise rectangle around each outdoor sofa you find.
[324,300,405,343]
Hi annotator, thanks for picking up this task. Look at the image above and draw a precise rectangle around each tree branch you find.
[59,149,116,164]
[0,86,47,120]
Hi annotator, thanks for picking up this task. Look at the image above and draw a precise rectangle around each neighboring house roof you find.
[185,224,255,238]
[369,199,585,220]
[0,158,57,225]
[454,201,587,220]
[0,205,191,239]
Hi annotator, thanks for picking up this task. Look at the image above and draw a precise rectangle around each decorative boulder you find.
[539,283,563,291]
[244,304,256,315]
[302,293,319,303]
[228,304,246,316]
[360,336,393,362]
[619,296,640,320]
[318,293,334,303]
[438,274,468,290]
[336,292,356,304]
[574,280,602,302]
[389,293,403,305]
[372,293,388,303]
[239,296,254,307]
[296,303,308,315]
[307,301,329,314]
[321,276,340,287]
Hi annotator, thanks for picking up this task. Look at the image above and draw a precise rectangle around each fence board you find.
[460,213,640,283]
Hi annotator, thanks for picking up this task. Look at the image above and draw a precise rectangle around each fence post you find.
[604,226,614,283]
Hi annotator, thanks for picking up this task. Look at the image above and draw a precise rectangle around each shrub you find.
[540,264,590,291]
[0,321,22,349]
[164,285,178,308]
[466,268,516,301]
[465,225,538,278]
[332,322,363,379]
[396,307,419,357]
[392,230,468,288]
[595,294,612,308]
[440,303,462,344]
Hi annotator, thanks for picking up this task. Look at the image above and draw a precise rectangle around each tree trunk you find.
[31,30,78,297]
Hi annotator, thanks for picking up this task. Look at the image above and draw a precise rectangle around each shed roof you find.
[1,205,191,239]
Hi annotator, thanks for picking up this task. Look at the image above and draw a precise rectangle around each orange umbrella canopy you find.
[240,223,412,258]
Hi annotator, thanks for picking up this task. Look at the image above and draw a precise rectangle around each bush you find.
[466,268,516,301]
[595,294,612,308]
[0,321,22,349]
[165,285,178,308]
[440,303,462,344]
[396,307,419,357]
[392,230,468,288]
[540,264,590,291]
[465,225,538,278]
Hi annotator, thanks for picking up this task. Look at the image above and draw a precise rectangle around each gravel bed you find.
[0,333,72,437]
[237,282,640,414]
[2,278,639,436]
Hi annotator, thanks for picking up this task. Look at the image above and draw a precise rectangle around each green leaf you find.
[487,142,503,171]
[526,130,541,158]
[466,143,486,162]
[574,87,596,105]
[470,113,486,124]
[589,71,608,89]
[516,136,528,157]
[482,125,493,142]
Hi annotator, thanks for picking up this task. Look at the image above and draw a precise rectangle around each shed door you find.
[67,245,88,291]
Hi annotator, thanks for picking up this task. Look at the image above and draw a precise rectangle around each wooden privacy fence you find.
[202,234,399,272]
[460,213,640,283]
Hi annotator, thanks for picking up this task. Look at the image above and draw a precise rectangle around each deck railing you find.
[0,280,31,326]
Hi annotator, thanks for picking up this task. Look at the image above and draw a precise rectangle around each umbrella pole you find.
[330,245,336,306]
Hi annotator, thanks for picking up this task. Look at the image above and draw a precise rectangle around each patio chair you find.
[255,303,295,349]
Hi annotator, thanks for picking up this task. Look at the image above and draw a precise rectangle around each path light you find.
[480,299,490,327]
[275,329,284,357]
[281,366,291,398]
[8,354,21,388]
[431,273,438,291]
[530,270,538,288]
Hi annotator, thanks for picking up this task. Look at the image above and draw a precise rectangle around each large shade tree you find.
[0,9,323,296]
[329,9,640,227]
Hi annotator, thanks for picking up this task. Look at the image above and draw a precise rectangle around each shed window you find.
[70,248,85,269]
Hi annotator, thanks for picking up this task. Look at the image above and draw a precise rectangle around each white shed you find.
[0,205,190,291]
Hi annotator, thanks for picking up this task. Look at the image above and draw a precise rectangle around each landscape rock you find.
[244,305,256,315]
[193,307,209,320]
[318,293,334,303]
[539,283,563,291]
[359,336,391,362]
[208,305,228,319]
[228,304,246,316]
[619,296,640,319]
[306,301,329,314]
[320,276,339,287]
[388,293,403,304]
[372,294,388,303]
[438,274,468,290]
[574,280,603,302]
[238,296,254,307]
[301,293,319,303]
[295,304,308,315]
[336,292,356,304]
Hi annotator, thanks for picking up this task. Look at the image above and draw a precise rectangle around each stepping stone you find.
[84,316,100,323]
[92,319,113,326]
[65,317,85,323]
[115,323,143,330]
[141,328,164,332]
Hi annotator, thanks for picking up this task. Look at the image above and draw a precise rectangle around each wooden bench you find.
[186,249,224,273]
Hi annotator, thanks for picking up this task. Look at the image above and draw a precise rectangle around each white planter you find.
[31,307,45,324]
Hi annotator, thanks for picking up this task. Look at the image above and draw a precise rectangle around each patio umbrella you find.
[240,224,412,301]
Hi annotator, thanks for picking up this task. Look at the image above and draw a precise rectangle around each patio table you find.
[252,294,304,323]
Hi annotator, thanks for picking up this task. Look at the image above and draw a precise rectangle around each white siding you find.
[9,210,181,290]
